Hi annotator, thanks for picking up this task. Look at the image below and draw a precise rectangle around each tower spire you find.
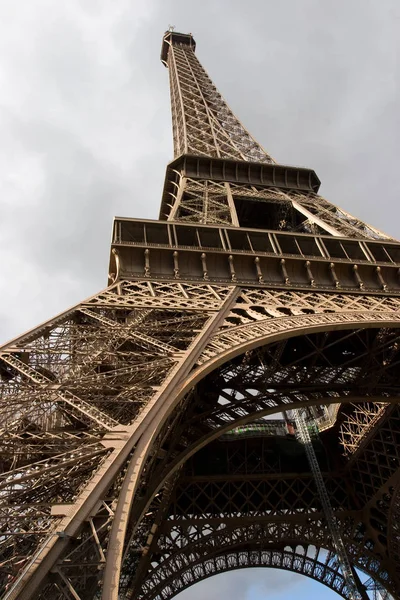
[161,30,274,163]
[160,31,389,239]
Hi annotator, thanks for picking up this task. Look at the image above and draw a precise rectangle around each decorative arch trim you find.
[139,548,356,600]
[193,310,400,382]
[115,311,400,599]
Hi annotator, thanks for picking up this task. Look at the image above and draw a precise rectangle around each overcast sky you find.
[0,0,398,597]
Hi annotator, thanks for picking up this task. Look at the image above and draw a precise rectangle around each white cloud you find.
[1,0,399,341]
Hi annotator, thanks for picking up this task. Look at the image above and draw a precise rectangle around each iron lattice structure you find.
[1,29,400,600]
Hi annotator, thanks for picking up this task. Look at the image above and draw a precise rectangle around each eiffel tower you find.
[1,29,400,600]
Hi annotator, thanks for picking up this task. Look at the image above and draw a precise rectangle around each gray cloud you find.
[1,0,399,341]
[0,1,398,596]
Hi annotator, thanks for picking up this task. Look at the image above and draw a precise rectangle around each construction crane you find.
[292,408,362,600]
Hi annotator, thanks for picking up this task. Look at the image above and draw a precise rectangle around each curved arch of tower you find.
[1,29,399,600]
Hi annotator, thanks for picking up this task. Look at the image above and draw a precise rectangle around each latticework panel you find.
[117,314,400,599]
[168,177,392,236]
[0,280,234,597]
[136,546,365,600]
[3,282,400,599]
[162,31,391,239]
[389,474,400,586]
[288,190,390,240]
[169,178,236,225]
[339,402,390,456]
[127,491,389,600]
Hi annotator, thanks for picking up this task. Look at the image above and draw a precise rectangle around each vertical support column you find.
[101,287,241,600]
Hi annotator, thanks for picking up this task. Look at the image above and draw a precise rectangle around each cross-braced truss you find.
[161,31,389,241]
[162,31,273,163]
[0,280,234,597]
[2,282,400,599]
[116,325,400,599]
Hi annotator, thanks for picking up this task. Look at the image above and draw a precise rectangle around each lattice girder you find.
[126,460,392,599]
[0,280,237,599]
[160,31,390,238]
[114,318,400,599]
[162,32,273,164]
[4,282,395,596]
[134,520,383,600]
[143,548,358,600]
